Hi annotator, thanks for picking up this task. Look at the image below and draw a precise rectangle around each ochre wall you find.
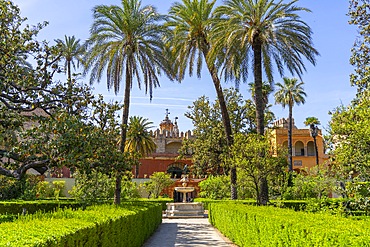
[270,128,329,170]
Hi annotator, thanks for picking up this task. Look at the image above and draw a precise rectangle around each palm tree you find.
[55,35,84,83]
[248,81,273,116]
[212,0,318,205]
[55,35,85,113]
[125,116,156,178]
[83,0,170,204]
[212,0,318,135]
[166,0,237,199]
[275,77,307,172]
[304,116,321,166]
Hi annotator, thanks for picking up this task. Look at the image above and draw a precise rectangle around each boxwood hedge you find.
[0,202,162,247]
[0,200,83,215]
[209,203,370,246]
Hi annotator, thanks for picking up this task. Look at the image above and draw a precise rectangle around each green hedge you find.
[194,198,307,211]
[209,203,370,246]
[0,202,162,247]
[0,200,83,215]
[128,198,173,211]
[270,199,307,211]
[194,198,256,210]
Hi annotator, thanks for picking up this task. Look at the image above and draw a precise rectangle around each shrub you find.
[0,202,162,247]
[282,168,336,200]
[142,172,174,199]
[121,176,140,200]
[52,181,66,199]
[36,181,54,199]
[0,200,82,215]
[69,171,115,202]
[0,175,41,200]
[209,203,370,246]
[198,175,230,199]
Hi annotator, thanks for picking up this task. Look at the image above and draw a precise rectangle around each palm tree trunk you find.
[67,60,72,113]
[67,60,72,84]
[114,63,132,205]
[288,104,293,172]
[202,48,236,199]
[253,40,268,205]
[313,136,319,166]
[253,42,264,136]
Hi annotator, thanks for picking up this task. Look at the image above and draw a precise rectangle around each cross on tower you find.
[165,109,170,120]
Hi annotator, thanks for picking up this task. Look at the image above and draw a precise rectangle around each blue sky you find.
[13,0,357,134]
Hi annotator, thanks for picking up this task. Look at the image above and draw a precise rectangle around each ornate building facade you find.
[137,109,195,179]
[269,118,329,171]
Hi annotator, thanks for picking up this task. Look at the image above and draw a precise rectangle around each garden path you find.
[142,218,237,247]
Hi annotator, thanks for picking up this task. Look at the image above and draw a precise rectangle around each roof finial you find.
[165,109,170,120]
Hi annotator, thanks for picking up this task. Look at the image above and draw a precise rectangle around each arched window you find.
[307,141,315,156]
[295,141,304,156]
[167,162,187,178]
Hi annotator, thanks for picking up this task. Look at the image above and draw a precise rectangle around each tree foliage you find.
[198,175,230,199]
[0,2,138,198]
[230,133,287,204]
[179,88,274,176]
[349,0,370,91]
[142,172,174,199]
[0,1,95,179]
[282,166,337,200]
[328,90,370,179]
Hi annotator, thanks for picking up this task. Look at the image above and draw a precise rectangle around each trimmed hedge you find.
[194,198,256,210]
[0,202,162,247]
[270,199,307,211]
[0,200,83,215]
[128,198,173,211]
[194,198,306,211]
[209,203,370,246]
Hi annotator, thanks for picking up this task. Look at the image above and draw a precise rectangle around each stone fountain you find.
[165,175,204,218]
[175,186,195,203]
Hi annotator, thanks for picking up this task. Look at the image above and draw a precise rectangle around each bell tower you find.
[159,109,174,133]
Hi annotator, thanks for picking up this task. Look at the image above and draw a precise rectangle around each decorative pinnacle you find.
[165,109,170,120]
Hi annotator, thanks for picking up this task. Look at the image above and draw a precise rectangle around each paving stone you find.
[142,218,237,247]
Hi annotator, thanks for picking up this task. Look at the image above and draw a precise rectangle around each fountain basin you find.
[174,187,195,193]
[165,202,205,218]
[174,186,195,203]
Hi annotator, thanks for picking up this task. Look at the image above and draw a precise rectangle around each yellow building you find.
[270,118,329,170]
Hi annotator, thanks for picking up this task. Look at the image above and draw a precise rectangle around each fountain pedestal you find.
[165,186,205,218]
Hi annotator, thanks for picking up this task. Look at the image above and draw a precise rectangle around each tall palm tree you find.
[212,0,318,135]
[304,116,321,166]
[55,35,84,83]
[55,35,85,113]
[83,0,170,204]
[212,0,318,205]
[125,116,156,178]
[275,77,306,172]
[166,0,237,199]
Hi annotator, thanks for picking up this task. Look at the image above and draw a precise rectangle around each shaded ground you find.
[142,218,237,247]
